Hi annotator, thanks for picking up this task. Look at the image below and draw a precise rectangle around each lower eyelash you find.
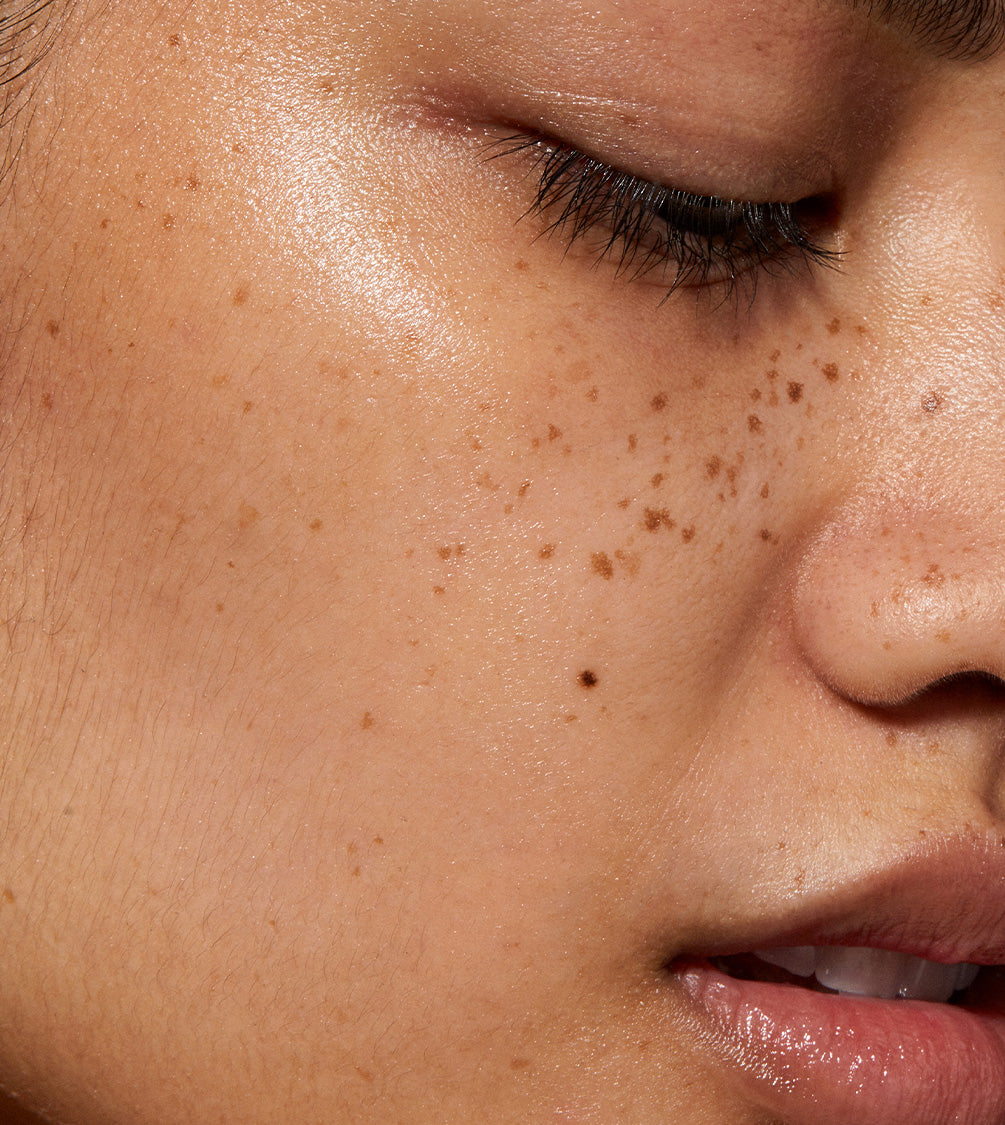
[489,133,840,303]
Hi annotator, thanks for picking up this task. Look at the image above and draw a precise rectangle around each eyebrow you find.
[854,0,1005,60]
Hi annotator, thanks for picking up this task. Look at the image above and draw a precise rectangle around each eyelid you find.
[488,130,841,303]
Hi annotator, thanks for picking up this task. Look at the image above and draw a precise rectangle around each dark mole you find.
[643,507,673,532]
[162,213,175,230]
[922,391,943,413]
[759,529,773,541]
[579,670,598,688]
[826,317,841,335]
[233,286,249,307]
[361,712,375,730]
[787,381,803,403]
[591,552,614,579]
[747,415,763,434]
[539,544,555,559]
[651,392,667,412]
[822,362,839,382]
[705,456,722,479]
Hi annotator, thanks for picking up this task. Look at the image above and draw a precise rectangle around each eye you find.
[489,132,840,304]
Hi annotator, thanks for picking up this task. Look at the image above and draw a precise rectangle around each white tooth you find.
[895,957,961,1002]
[752,946,818,977]
[814,946,911,999]
[954,963,980,992]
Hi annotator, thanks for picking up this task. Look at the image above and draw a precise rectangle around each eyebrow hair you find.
[854,0,1005,59]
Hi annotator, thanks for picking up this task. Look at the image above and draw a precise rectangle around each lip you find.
[666,830,1005,1125]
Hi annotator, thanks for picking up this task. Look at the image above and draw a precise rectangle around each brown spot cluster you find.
[643,507,674,532]
[591,552,614,579]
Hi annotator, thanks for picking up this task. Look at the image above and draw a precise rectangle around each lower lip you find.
[676,963,1005,1125]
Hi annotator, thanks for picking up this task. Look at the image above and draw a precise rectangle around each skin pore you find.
[0,0,1003,1122]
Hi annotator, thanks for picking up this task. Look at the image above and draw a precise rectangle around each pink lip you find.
[667,831,1005,1125]
[678,965,1005,1125]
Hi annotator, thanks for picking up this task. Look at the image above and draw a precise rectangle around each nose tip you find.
[791,514,1005,706]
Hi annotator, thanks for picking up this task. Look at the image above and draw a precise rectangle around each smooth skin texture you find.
[0,0,1003,1121]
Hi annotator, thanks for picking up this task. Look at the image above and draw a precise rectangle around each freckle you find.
[591,552,614,579]
[237,502,259,529]
[548,423,562,441]
[681,525,695,543]
[769,350,781,363]
[587,386,598,401]
[361,712,375,729]
[503,503,514,514]
[882,640,892,650]
[579,670,598,688]
[651,392,667,412]
[99,217,110,229]
[920,293,932,306]
[41,392,53,411]
[539,544,555,559]
[242,400,254,414]
[765,368,779,381]
[871,601,879,617]
[760,483,769,498]
[627,434,637,452]
[750,387,762,402]
[215,602,224,613]
[617,498,631,509]
[759,528,774,541]
[510,1058,531,1071]
[705,456,722,479]
[747,414,763,434]
[3,888,14,904]
[651,473,664,488]
[614,548,640,576]
[168,32,181,46]
[438,546,452,560]
[45,320,59,337]
[355,1067,374,1083]
[885,731,898,747]
[822,362,839,382]
[787,381,803,403]
[184,174,201,190]
[826,317,841,335]
[936,630,951,643]
[565,714,578,722]
[643,507,673,532]
[922,391,943,413]
[233,286,249,307]
[433,585,445,595]
[308,518,322,532]
[162,213,175,230]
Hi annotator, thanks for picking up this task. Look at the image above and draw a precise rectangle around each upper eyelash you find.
[490,133,840,303]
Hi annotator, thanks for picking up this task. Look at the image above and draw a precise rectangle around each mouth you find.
[665,832,1005,1125]
[709,944,985,1002]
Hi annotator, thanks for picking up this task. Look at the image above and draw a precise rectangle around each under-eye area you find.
[486,132,841,303]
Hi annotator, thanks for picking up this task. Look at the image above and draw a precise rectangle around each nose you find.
[791,508,1005,706]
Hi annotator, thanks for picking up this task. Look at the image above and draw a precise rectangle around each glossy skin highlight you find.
[0,1,1003,1122]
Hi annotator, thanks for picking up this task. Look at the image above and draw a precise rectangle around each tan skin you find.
[0,0,1003,1121]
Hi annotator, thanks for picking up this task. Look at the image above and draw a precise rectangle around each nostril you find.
[790,515,1005,709]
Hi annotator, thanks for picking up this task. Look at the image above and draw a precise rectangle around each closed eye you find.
[488,132,841,305]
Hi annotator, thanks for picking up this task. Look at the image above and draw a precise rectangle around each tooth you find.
[814,946,912,999]
[954,963,980,991]
[895,956,962,1002]
[752,946,817,977]
[813,947,978,1002]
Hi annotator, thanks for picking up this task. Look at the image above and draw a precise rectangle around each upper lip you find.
[674,827,1005,967]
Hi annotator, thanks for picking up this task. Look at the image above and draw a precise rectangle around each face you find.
[1,1,1004,1122]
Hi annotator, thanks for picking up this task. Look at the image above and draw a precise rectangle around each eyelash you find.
[491,133,840,303]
